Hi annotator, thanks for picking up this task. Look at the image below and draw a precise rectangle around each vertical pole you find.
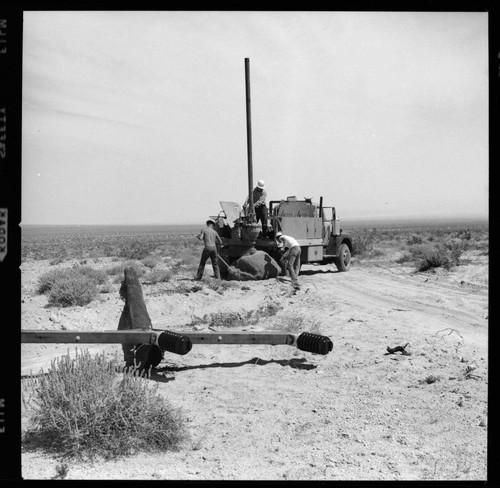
[245,58,255,220]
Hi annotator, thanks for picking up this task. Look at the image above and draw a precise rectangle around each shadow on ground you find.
[155,356,317,375]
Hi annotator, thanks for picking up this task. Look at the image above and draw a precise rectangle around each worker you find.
[195,219,222,280]
[243,179,268,237]
[275,231,301,289]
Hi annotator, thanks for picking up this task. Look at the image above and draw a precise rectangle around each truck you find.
[213,197,353,274]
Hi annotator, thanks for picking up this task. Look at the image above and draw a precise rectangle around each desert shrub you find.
[119,239,156,260]
[350,228,376,256]
[102,244,116,257]
[141,256,160,269]
[191,298,283,328]
[99,283,115,294]
[443,239,467,262]
[395,251,413,264]
[72,265,108,285]
[37,268,64,294]
[145,268,172,284]
[37,266,108,306]
[22,350,188,460]
[47,273,98,307]
[255,300,283,318]
[206,310,247,328]
[409,243,462,272]
[406,234,424,245]
[49,246,69,264]
[367,248,385,258]
[276,313,321,333]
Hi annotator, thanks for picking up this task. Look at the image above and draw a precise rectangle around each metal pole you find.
[21,329,333,355]
[245,58,255,220]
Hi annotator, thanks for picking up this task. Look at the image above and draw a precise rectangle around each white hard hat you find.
[275,231,283,238]
[257,180,265,189]
[206,218,216,226]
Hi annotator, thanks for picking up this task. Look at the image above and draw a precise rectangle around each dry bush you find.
[349,228,377,257]
[99,282,115,294]
[141,256,160,268]
[118,239,157,260]
[275,313,322,334]
[406,234,424,245]
[191,298,284,328]
[145,268,173,284]
[408,243,463,271]
[72,265,108,285]
[204,310,248,328]
[37,265,109,307]
[22,350,188,460]
[37,268,64,294]
[47,274,98,307]
[395,251,413,265]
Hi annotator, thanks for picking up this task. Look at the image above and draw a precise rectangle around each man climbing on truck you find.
[275,231,301,290]
[243,179,268,238]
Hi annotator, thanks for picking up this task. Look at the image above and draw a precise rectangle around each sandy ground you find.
[20,251,488,480]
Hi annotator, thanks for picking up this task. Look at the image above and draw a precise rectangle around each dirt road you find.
[21,254,488,480]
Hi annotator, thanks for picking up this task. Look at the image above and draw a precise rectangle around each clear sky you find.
[21,11,488,225]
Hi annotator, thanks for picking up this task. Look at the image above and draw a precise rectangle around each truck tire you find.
[335,243,351,272]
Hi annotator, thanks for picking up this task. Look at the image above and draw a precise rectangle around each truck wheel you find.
[335,243,351,272]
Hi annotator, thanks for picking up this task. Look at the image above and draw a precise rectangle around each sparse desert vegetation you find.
[21,220,488,480]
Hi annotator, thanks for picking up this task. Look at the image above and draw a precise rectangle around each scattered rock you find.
[479,419,487,427]
[424,375,438,384]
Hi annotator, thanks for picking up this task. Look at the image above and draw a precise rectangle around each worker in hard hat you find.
[195,219,223,280]
[275,231,301,290]
[243,179,268,237]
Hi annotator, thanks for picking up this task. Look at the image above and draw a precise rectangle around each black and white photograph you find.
[16,9,489,481]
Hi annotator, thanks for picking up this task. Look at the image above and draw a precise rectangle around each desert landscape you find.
[20,221,488,480]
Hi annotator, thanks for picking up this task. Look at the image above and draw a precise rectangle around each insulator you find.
[158,331,192,356]
[296,332,333,355]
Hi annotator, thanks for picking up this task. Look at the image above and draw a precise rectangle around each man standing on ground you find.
[196,219,222,280]
[275,231,301,289]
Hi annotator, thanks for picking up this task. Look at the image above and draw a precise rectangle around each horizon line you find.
[20,214,489,227]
